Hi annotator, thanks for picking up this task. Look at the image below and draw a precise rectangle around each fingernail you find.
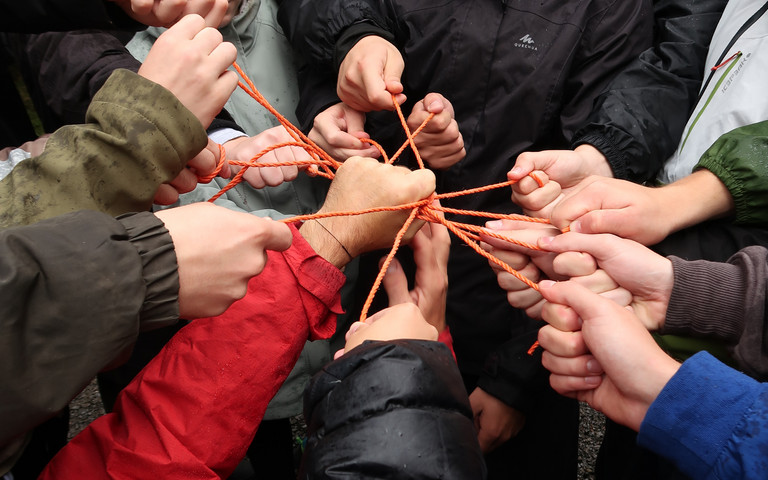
[586,359,602,373]
[486,220,503,230]
[428,100,442,111]
[539,236,554,247]
[387,261,399,273]
[584,375,601,386]
[538,279,556,289]
[570,220,581,233]
[346,322,362,340]
[510,166,523,177]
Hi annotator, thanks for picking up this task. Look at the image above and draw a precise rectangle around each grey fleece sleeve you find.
[664,247,768,378]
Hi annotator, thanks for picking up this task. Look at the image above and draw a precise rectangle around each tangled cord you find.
[201,62,556,325]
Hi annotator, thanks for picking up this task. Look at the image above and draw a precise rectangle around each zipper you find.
[679,51,742,154]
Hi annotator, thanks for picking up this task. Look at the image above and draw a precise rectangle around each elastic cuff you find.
[117,212,180,329]
[572,134,625,180]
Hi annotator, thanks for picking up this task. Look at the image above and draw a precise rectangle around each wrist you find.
[658,170,734,235]
[299,219,352,270]
[575,144,613,179]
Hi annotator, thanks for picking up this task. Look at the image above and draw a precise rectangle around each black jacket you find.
[2,0,140,33]
[572,0,728,182]
[279,0,653,397]
[301,340,486,479]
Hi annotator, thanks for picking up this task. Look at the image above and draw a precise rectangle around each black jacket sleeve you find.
[2,0,140,33]
[476,330,552,414]
[14,30,245,135]
[278,0,395,130]
[301,340,487,479]
[571,0,728,182]
[0,210,179,448]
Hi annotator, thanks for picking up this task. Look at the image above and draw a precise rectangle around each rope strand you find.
[203,62,554,330]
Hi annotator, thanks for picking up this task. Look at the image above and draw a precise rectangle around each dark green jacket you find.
[0,68,207,228]
[0,210,180,474]
[696,120,768,226]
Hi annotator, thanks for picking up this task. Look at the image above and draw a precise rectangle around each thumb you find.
[257,218,293,252]
[381,257,413,305]
[383,60,404,94]
[569,209,627,236]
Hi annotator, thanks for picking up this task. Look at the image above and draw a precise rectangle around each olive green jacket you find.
[0,68,207,228]
[0,210,180,475]
[696,120,768,226]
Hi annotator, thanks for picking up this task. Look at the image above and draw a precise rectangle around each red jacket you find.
[40,225,345,479]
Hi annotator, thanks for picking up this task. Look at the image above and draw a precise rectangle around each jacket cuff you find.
[571,133,625,180]
[117,212,180,329]
[282,225,346,340]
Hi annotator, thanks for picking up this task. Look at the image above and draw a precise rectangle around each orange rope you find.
[201,62,553,326]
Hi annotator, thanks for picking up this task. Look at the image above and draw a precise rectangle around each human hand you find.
[509,145,612,218]
[546,175,672,245]
[300,156,436,268]
[481,221,630,319]
[110,0,228,27]
[381,216,450,332]
[155,202,293,318]
[224,126,312,189]
[337,36,406,111]
[537,232,673,331]
[138,14,238,128]
[308,103,381,162]
[480,220,557,318]
[537,280,680,431]
[469,387,526,453]
[407,93,465,170]
[337,303,438,359]
[154,137,229,205]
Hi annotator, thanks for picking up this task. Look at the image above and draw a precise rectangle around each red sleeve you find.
[40,225,345,479]
[437,325,457,362]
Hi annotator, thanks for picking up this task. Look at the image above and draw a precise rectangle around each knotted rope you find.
[203,62,554,326]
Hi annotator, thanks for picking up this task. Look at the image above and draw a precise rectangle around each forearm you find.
[0,210,177,448]
[299,219,353,269]
[278,0,392,67]
[2,0,141,33]
[0,69,207,227]
[477,329,552,414]
[572,0,727,181]
[638,352,767,479]
[695,120,768,226]
[664,247,768,378]
[654,169,734,237]
[22,30,142,126]
[41,225,345,479]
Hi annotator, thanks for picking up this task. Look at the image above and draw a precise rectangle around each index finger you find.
[163,12,206,39]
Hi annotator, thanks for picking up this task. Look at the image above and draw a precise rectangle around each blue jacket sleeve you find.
[638,352,768,479]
